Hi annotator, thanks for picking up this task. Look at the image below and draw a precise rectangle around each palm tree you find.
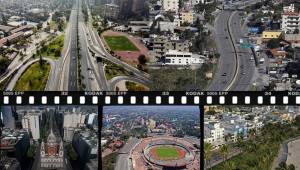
[220,144,229,162]
[248,128,256,140]
[204,142,213,169]
[288,164,296,170]
[224,160,236,170]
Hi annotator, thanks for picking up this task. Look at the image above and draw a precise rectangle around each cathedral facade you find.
[40,129,64,169]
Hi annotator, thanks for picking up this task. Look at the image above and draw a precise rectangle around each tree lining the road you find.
[212,116,300,170]
[103,60,130,80]
[102,152,118,170]
[40,35,64,59]
[0,57,10,74]
[149,63,215,91]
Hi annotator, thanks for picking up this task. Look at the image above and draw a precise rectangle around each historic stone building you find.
[40,129,64,169]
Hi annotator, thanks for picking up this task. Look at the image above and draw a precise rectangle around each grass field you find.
[155,146,180,159]
[14,62,50,91]
[104,36,138,51]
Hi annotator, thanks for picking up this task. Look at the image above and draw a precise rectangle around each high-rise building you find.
[282,4,300,33]
[21,111,40,140]
[162,0,179,12]
[204,121,225,147]
[63,109,86,141]
[103,3,120,19]
[149,119,156,129]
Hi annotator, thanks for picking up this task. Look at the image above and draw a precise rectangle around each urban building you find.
[284,34,300,47]
[162,0,179,12]
[148,36,190,58]
[103,3,120,19]
[63,109,86,142]
[40,129,64,169]
[21,111,40,140]
[148,119,156,129]
[282,4,300,33]
[0,32,24,48]
[164,50,204,65]
[0,25,14,34]
[0,128,30,170]
[180,12,194,25]
[128,21,152,33]
[72,129,98,169]
[204,121,225,147]
[261,31,283,42]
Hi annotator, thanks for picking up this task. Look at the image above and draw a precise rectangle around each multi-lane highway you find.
[5,58,56,91]
[67,0,79,91]
[229,11,255,90]
[83,3,150,89]
[209,0,260,91]
[209,11,237,91]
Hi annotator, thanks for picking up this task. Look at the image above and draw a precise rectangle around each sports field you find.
[155,146,180,160]
[104,36,138,51]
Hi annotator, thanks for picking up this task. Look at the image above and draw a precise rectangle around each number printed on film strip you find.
[1,91,300,105]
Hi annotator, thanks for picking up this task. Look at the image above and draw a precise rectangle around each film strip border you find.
[1,91,300,105]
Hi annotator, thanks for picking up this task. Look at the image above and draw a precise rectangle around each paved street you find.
[209,11,236,91]
[67,0,79,91]
[115,137,140,170]
[229,11,256,91]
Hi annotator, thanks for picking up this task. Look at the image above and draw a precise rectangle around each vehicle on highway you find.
[222,73,227,76]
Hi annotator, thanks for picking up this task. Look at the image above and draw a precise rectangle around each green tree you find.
[0,57,10,74]
[138,54,147,65]
[267,38,281,49]
[220,144,229,163]
[204,142,213,169]
[224,160,236,170]
[39,54,44,68]
[66,144,77,160]
[26,145,36,158]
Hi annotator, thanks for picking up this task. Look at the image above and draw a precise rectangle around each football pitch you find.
[104,36,138,51]
[155,146,180,159]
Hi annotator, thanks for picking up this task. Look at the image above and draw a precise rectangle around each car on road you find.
[222,73,227,76]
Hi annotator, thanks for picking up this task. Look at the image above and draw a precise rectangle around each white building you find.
[162,0,179,12]
[63,109,86,141]
[87,113,97,125]
[164,50,204,65]
[204,121,225,147]
[189,0,205,5]
[21,111,40,140]
[282,4,300,33]
[283,4,295,13]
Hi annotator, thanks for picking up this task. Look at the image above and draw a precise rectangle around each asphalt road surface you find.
[229,11,255,91]
[209,11,236,91]
[115,137,140,170]
[67,0,79,91]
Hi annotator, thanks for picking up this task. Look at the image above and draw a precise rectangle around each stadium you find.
[130,136,200,170]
